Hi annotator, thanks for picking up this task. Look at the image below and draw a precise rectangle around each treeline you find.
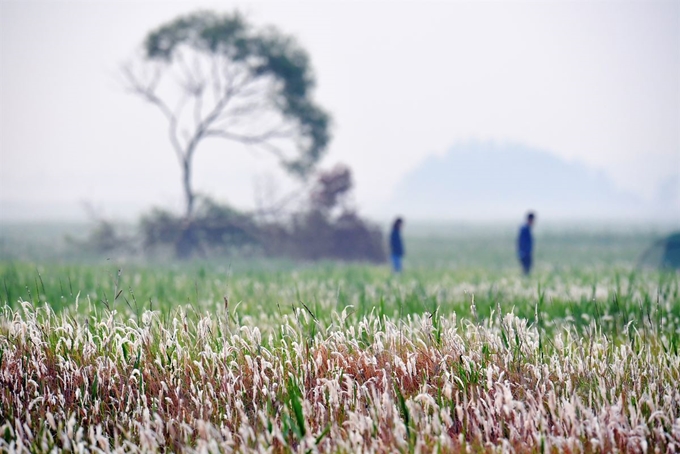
[77,166,386,263]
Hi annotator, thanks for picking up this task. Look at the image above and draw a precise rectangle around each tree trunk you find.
[176,158,197,259]
[175,222,199,259]
[183,159,195,219]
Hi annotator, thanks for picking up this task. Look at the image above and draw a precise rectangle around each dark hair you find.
[527,212,535,222]
[392,217,403,231]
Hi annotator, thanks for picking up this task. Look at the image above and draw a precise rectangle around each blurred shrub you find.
[310,164,353,211]
[638,232,680,270]
[79,166,385,262]
[139,209,182,251]
[331,211,386,262]
[67,220,134,256]
[140,199,260,258]
[282,166,386,262]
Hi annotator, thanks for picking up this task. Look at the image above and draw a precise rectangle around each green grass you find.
[0,264,677,452]
[0,227,678,452]
[1,261,677,337]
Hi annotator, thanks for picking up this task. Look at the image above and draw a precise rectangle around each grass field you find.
[0,225,678,452]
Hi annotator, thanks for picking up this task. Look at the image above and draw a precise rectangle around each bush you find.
[331,211,385,262]
[81,166,386,262]
[284,209,385,262]
[140,199,261,259]
[67,220,134,256]
[260,165,385,263]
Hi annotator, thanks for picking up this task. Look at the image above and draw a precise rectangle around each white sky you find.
[1,0,678,221]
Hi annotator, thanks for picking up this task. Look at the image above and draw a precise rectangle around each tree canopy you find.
[123,11,331,218]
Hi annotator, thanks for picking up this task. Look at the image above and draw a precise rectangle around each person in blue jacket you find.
[390,217,404,273]
[517,212,535,275]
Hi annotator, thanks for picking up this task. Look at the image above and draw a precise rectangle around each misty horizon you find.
[1,139,678,225]
[1,1,678,225]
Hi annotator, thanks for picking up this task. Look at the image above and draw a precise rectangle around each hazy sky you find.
[1,0,678,221]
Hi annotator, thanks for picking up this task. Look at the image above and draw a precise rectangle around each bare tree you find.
[121,11,331,223]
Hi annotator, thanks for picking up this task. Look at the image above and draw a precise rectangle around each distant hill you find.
[382,142,675,222]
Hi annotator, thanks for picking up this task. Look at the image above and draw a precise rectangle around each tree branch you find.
[182,86,236,161]
[204,128,295,144]
[203,129,300,164]
[255,179,314,221]
[174,48,201,94]
[193,87,204,130]
[121,63,186,164]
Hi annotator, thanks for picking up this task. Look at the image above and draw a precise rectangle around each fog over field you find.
[1,0,678,224]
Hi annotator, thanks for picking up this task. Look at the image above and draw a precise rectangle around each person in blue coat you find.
[390,217,404,273]
[517,212,535,275]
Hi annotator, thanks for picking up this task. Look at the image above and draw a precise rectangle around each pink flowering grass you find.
[1,268,678,453]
